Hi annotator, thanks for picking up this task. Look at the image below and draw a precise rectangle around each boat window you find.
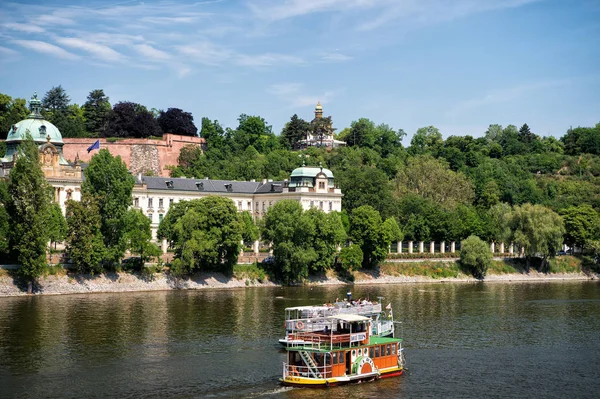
[392,344,397,355]
[352,350,356,358]
[370,347,374,358]
[332,352,338,364]
[386,345,391,356]
[381,345,385,357]
[339,353,344,364]
[375,346,380,358]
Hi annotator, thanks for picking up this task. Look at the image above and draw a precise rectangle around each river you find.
[1,281,599,398]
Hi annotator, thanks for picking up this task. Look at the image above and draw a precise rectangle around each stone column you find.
[430,241,435,254]
[161,239,168,254]
[451,241,456,253]
[509,243,514,255]
[269,242,273,255]
[419,241,424,253]
[397,241,402,253]
[441,241,445,254]
[253,240,260,254]
[408,241,413,254]
[490,241,495,253]
[500,242,505,253]
[240,240,244,255]
[388,244,392,254]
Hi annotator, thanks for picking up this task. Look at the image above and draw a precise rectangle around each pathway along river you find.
[1,281,599,398]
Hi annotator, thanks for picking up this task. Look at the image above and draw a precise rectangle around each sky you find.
[0,0,599,143]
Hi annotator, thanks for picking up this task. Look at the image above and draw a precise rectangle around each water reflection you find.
[1,281,599,398]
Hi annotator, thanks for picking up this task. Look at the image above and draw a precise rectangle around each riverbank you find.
[0,266,597,297]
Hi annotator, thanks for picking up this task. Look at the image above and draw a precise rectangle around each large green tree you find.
[349,205,393,269]
[164,197,243,275]
[305,209,347,273]
[261,200,317,283]
[510,203,565,271]
[123,209,161,268]
[65,196,105,274]
[157,108,198,137]
[83,89,111,136]
[0,180,10,258]
[280,114,310,149]
[559,205,599,252]
[82,149,135,264]
[6,135,52,289]
[0,93,29,139]
[47,203,67,250]
[460,235,493,279]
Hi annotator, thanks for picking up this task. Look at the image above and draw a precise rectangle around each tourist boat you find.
[279,296,394,346]
[280,314,404,387]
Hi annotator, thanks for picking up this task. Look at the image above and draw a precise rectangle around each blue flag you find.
[87,139,100,153]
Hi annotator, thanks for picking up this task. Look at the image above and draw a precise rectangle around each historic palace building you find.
[298,102,346,148]
[1,94,343,241]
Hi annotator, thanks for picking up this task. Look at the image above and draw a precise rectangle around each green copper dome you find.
[5,93,63,144]
[290,166,334,178]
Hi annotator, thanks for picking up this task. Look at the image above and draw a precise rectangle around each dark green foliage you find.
[349,205,391,269]
[239,211,259,246]
[460,235,492,278]
[338,244,363,272]
[82,149,135,264]
[559,205,599,251]
[6,135,52,283]
[157,108,198,137]
[83,89,111,136]
[123,209,161,267]
[0,94,28,140]
[0,180,10,257]
[104,102,162,138]
[42,85,70,112]
[65,196,105,274]
[47,203,67,249]
[161,197,243,275]
[280,114,310,149]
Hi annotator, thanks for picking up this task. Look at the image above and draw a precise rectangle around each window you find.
[319,181,325,189]
[370,347,374,358]
[66,189,72,200]
[169,198,174,206]
[247,201,252,210]
[392,344,397,355]
[332,352,338,364]
[386,344,391,356]
[329,201,333,211]
[148,198,153,208]
[159,214,163,223]
[134,197,139,207]
[159,198,163,208]
[375,346,380,358]
[147,214,152,222]
[319,201,323,210]
[310,200,314,208]
[238,201,242,211]
[262,202,266,211]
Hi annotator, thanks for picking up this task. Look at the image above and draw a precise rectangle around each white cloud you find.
[178,42,232,66]
[12,39,79,60]
[250,0,376,21]
[321,52,352,62]
[268,82,334,107]
[236,53,304,66]
[34,14,75,26]
[134,44,171,62]
[55,37,124,62]
[3,23,45,33]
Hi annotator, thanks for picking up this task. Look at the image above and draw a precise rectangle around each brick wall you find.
[62,134,206,177]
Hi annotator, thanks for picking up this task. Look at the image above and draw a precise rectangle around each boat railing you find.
[286,331,368,350]
[283,362,333,379]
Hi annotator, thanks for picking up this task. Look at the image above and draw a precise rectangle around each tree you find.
[178,144,203,169]
[409,126,443,155]
[104,102,162,138]
[83,89,111,136]
[346,118,376,148]
[460,235,492,279]
[6,134,52,289]
[239,211,259,247]
[0,180,10,258]
[559,205,599,252]
[65,196,105,274]
[335,164,394,217]
[305,209,347,273]
[82,149,135,264]
[337,244,363,272]
[349,205,390,269]
[157,107,198,136]
[374,124,405,157]
[261,200,317,283]
[47,203,67,250]
[53,104,87,138]
[167,196,242,275]
[232,114,276,153]
[42,85,70,112]
[510,203,565,272]
[280,114,310,149]
[0,93,29,139]
[123,209,161,268]
[200,117,227,150]
[395,155,474,209]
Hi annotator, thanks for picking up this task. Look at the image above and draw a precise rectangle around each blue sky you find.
[1,0,599,143]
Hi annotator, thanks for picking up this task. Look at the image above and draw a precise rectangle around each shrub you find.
[460,235,493,279]
[338,245,363,272]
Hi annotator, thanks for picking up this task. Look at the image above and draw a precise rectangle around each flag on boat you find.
[87,139,100,153]
[386,303,392,310]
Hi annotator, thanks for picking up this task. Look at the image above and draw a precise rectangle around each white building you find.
[133,165,343,239]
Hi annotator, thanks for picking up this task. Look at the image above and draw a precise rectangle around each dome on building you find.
[290,166,334,179]
[1,92,68,165]
[289,164,335,189]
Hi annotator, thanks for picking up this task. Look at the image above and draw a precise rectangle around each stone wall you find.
[61,134,206,177]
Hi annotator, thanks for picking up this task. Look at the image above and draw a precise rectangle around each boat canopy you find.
[285,306,331,311]
[327,314,370,322]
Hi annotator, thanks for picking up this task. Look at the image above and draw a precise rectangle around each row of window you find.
[329,344,398,366]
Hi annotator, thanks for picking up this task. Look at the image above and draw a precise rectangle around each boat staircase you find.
[298,351,323,379]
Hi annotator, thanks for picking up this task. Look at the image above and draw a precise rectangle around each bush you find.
[387,252,460,259]
[338,245,363,272]
[460,235,493,279]
[380,261,461,278]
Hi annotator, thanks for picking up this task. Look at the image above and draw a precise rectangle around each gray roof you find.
[140,176,284,195]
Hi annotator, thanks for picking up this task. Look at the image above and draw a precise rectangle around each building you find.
[298,102,346,148]
[134,164,343,240]
[2,93,344,243]
[0,93,83,209]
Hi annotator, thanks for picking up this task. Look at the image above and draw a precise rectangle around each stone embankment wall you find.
[62,134,206,177]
